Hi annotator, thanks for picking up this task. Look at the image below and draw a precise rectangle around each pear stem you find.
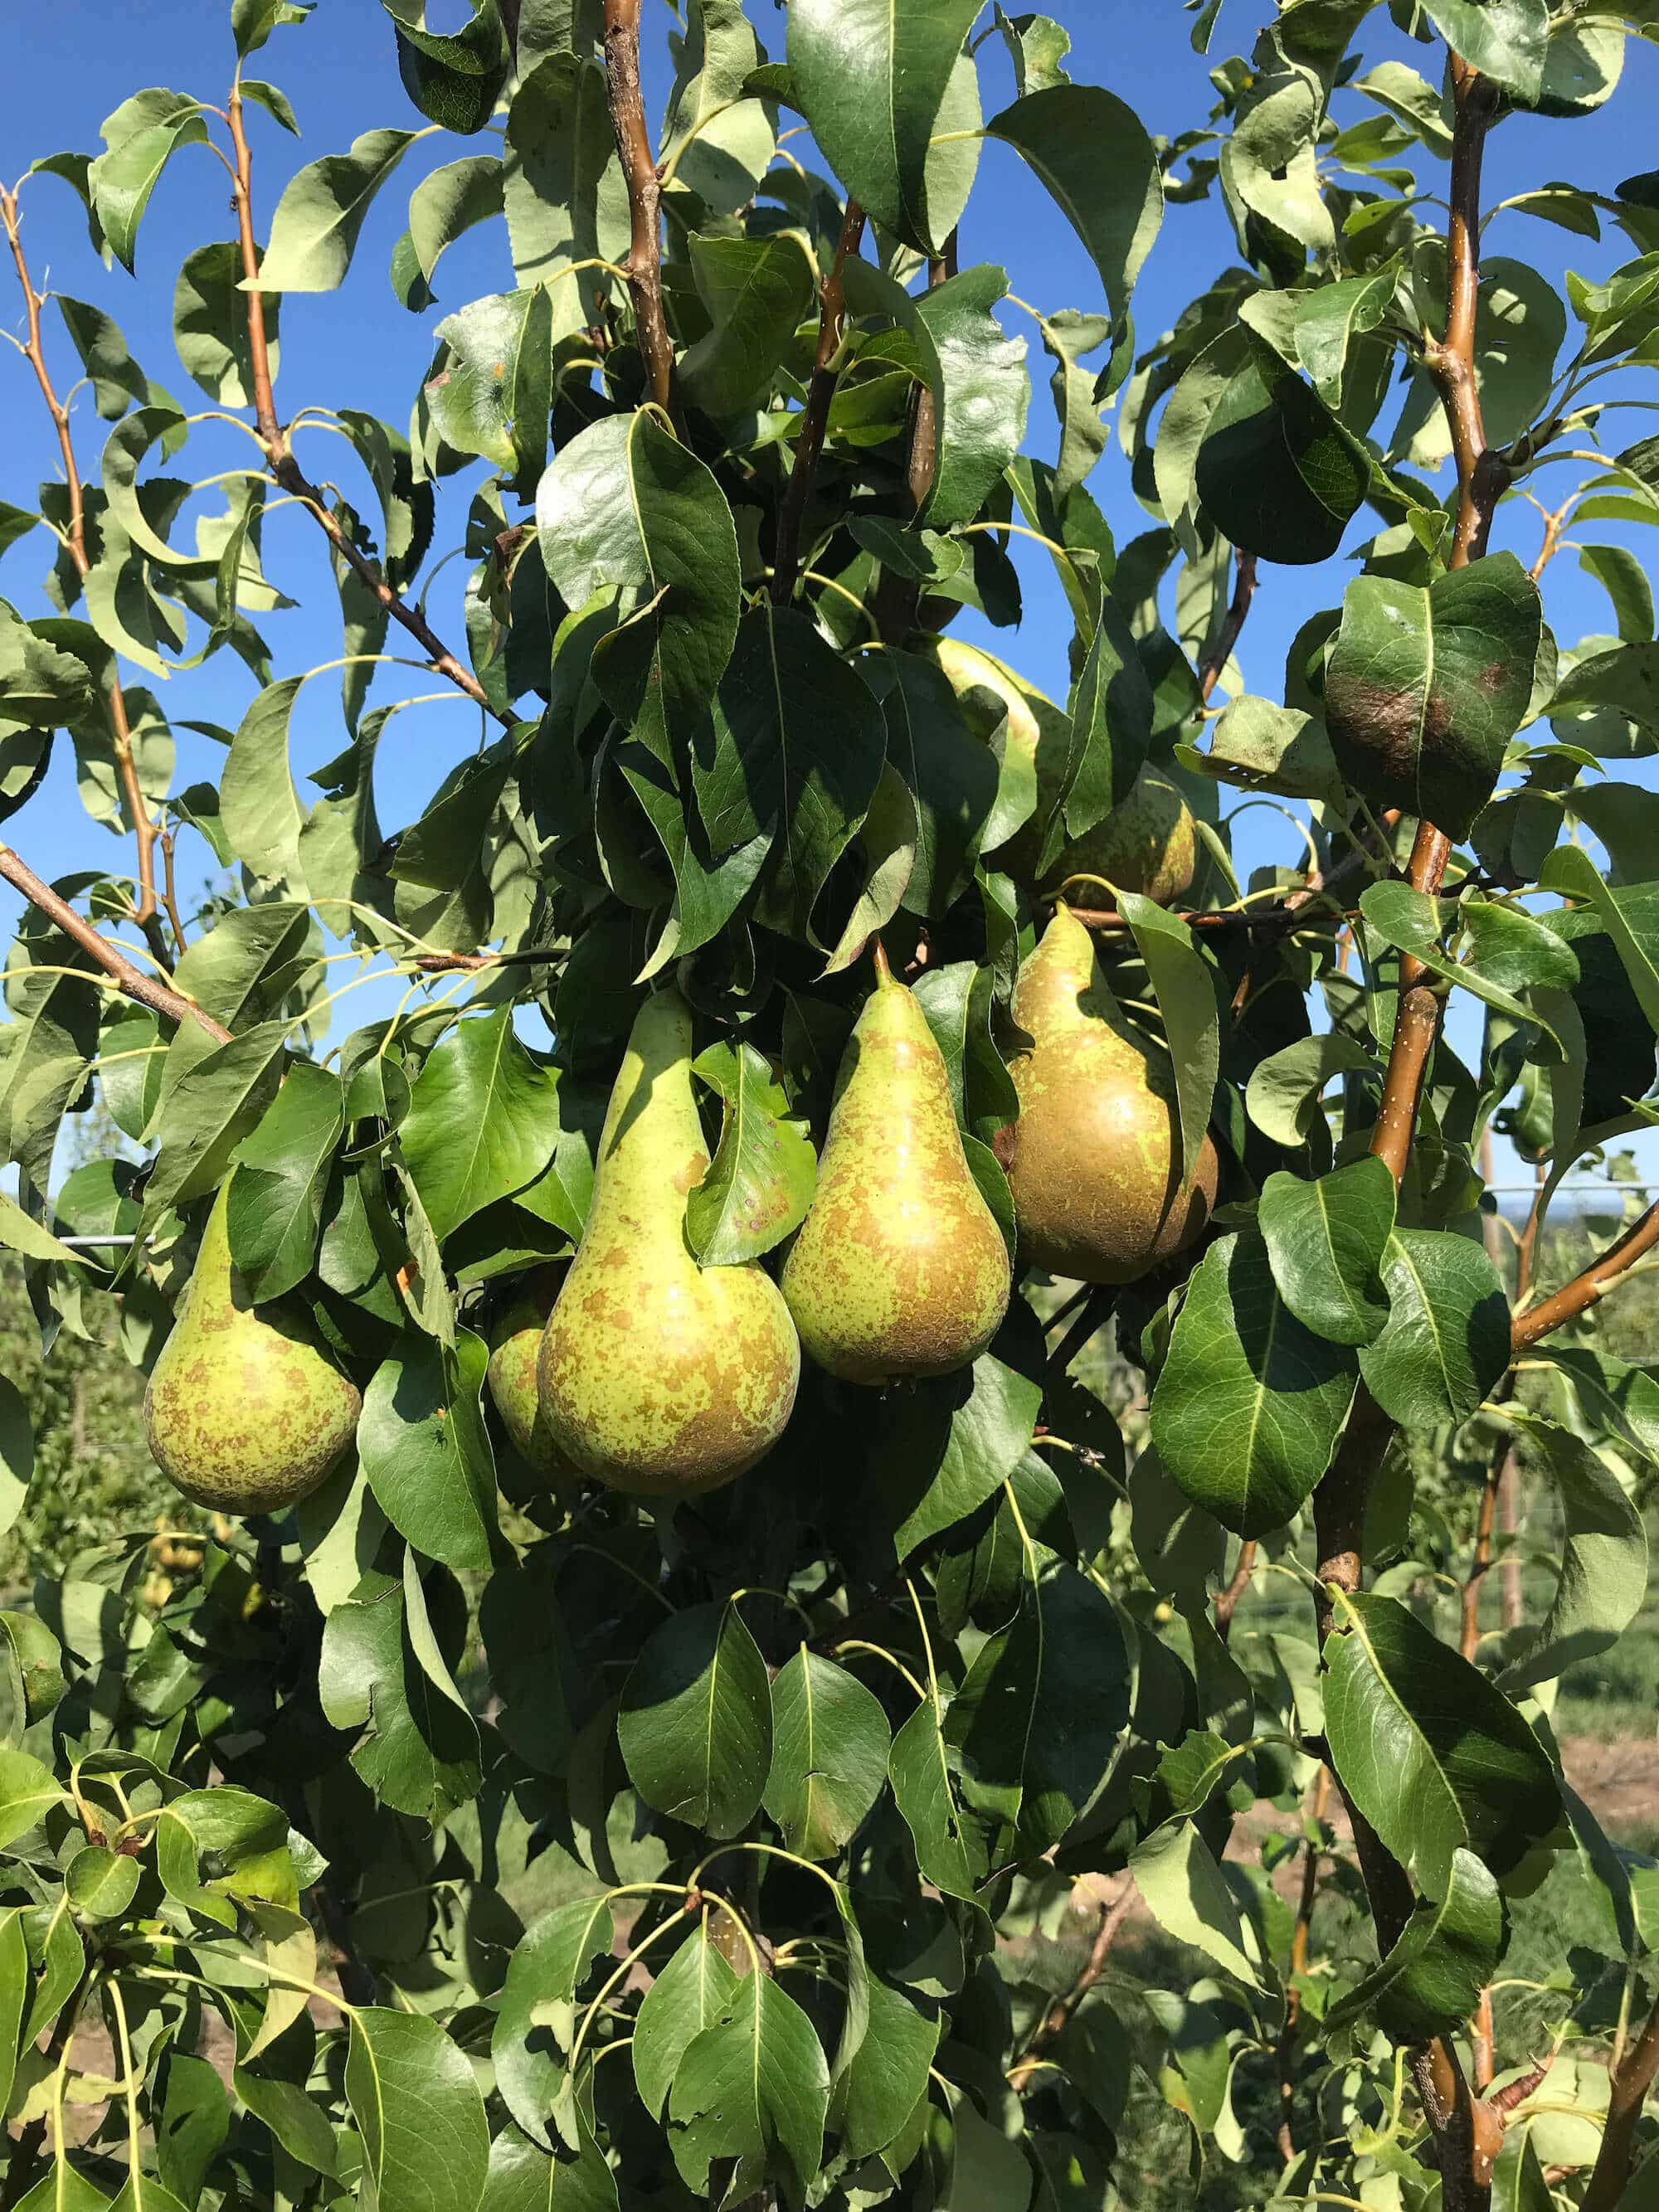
[871,939,893,984]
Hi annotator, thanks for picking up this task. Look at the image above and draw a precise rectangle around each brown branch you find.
[1,187,166,947]
[1511,1194,1659,1349]
[875,237,956,641]
[1197,549,1258,702]
[1066,901,1343,936]
[771,197,866,607]
[602,0,675,416]
[224,92,506,724]
[1528,496,1574,582]
[1010,1876,1137,2089]
[0,843,231,1043]
[1422,63,1506,566]
[1276,1764,1331,2160]
[1582,1993,1659,2212]
[413,944,566,973]
[1212,1540,1256,1643]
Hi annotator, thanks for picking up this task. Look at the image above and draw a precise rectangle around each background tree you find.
[2,3,1659,2211]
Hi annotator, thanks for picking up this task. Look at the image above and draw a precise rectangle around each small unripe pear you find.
[996,906,1217,1284]
[538,989,800,1496]
[144,1181,361,1514]
[783,950,1010,1385]
[487,1269,579,1488]
[1048,766,1196,907]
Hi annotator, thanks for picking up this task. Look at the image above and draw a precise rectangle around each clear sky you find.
[2,0,1657,1201]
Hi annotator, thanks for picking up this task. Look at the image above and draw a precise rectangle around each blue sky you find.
[2,0,1657,1201]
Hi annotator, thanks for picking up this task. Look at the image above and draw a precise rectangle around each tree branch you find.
[603,0,676,417]
[0,843,231,1042]
[1197,548,1258,702]
[771,197,866,607]
[224,90,508,724]
[1010,1876,1137,2089]
[1511,1194,1659,1349]
[1423,63,1506,566]
[875,236,956,641]
[1,187,167,952]
[1582,1992,1659,2212]
[1212,1540,1256,1643]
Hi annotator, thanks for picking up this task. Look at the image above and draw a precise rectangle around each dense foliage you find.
[5,2,1659,2210]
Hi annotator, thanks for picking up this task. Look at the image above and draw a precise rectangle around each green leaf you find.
[1540,842,1659,1033]
[503,51,629,295]
[1494,1414,1648,1694]
[668,1971,830,2204]
[174,244,280,406]
[225,1064,343,1301]
[254,129,419,291]
[1356,1229,1511,1432]
[1396,252,1565,463]
[1423,0,1549,101]
[1259,1158,1397,1349]
[1130,1817,1265,1990]
[696,605,886,944]
[1323,1587,1560,1896]
[358,1330,499,1573]
[984,85,1162,323]
[400,1009,562,1244]
[319,1564,482,1821]
[945,1543,1129,1867]
[866,649,1000,921]
[633,1925,739,2121]
[1359,881,1572,1055]
[479,2122,617,2212]
[661,0,777,217]
[1152,1234,1358,1539]
[1293,265,1400,408]
[1540,1344,1659,1467]
[221,675,311,892]
[234,0,314,55]
[1326,555,1544,841]
[872,1351,1043,1562]
[425,289,552,481]
[1039,308,1113,501]
[384,0,511,134]
[1579,542,1655,643]
[0,610,95,730]
[345,2007,490,2212]
[0,1750,68,1848]
[1053,596,1155,844]
[618,1601,773,1840]
[837,1970,939,2160]
[492,1898,615,2145]
[681,233,815,416]
[1117,893,1218,1189]
[156,2049,231,2208]
[536,412,739,763]
[889,1691,989,1901]
[55,295,152,419]
[686,1043,817,1266]
[66,1845,140,1924]
[764,1649,891,1861]
[1326,1847,1503,2044]
[145,1023,289,1213]
[786,0,982,254]
[95,96,208,271]
[407,154,504,287]
[0,1189,92,1270]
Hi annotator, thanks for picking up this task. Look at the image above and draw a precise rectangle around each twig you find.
[225,90,506,723]
[1066,901,1342,936]
[1212,1540,1256,1643]
[0,843,231,1042]
[1528,495,1574,581]
[1582,1993,1659,2212]
[771,197,866,606]
[0,187,168,955]
[413,945,566,973]
[875,236,956,641]
[1511,1192,1659,1349]
[1196,549,1258,702]
[602,0,676,417]
[1276,1764,1331,2159]
[1010,1877,1137,2088]
[1421,63,1506,566]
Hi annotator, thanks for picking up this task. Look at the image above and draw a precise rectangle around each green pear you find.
[487,1268,579,1488]
[995,905,1218,1284]
[538,989,800,1496]
[144,1179,362,1514]
[783,949,1011,1384]
[1047,766,1196,908]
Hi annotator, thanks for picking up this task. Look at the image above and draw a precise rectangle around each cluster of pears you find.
[927,637,1198,907]
[523,971,1011,1498]
[144,1181,361,1514]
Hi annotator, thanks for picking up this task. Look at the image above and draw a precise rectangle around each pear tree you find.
[2,2,1659,2210]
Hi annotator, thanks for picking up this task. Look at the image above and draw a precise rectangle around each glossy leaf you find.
[633,1924,739,2121]
[1259,1158,1396,1348]
[668,1971,830,2204]
[1356,1229,1511,1432]
[345,2006,490,2212]
[225,1062,343,1301]
[984,85,1162,321]
[1495,1414,1648,1693]
[255,128,419,291]
[358,1330,499,1573]
[399,1010,562,1245]
[687,1042,816,1266]
[618,1602,772,1839]
[1326,1847,1503,2043]
[764,1649,891,1860]
[1152,1234,1359,1538]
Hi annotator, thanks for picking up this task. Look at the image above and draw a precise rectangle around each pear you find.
[1048,766,1196,908]
[487,1269,578,1487]
[538,989,800,1496]
[144,1180,362,1514]
[995,905,1218,1284]
[783,949,1010,1385]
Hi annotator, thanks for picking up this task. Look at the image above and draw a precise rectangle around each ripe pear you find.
[487,1269,577,1487]
[144,1180,362,1514]
[1047,766,1197,908]
[995,905,1218,1284]
[782,950,1011,1385]
[538,989,800,1496]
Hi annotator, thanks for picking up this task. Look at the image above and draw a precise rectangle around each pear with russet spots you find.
[538,989,800,1496]
[1047,765,1196,908]
[995,904,1217,1284]
[487,1268,579,1487]
[144,1179,361,1514]
[782,947,1010,1385]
